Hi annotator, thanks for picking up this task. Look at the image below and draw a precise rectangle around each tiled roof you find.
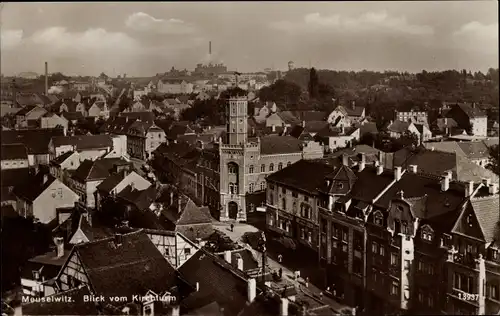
[471,196,500,243]
[119,111,155,123]
[316,125,358,137]
[51,135,113,150]
[1,143,28,160]
[118,185,158,211]
[456,103,486,118]
[61,111,84,121]
[259,135,303,155]
[1,128,64,154]
[436,118,458,130]
[387,120,411,133]
[276,111,301,125]
[0,168,31,188]
[15,104,38,116]
[423,142,466,156]
[335,104,365,117]
[96,172,126,193]
[266,159,338,194]
[13,172,57,202]
[50,151,76,166]
[216,249,259,272]
[346,166,396,203]
[72,158,129,182]
[178,249,251,316]
[1,204,18,219]
[291,110,328,122]
[22,286,99,316]
[74,230,178,305]
[456,141,490,160]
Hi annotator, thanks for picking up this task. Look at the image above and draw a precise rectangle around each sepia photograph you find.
[0,1,499,315]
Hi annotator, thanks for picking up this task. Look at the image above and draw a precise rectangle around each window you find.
[304,196,309,202]
[269,193,274,205]
[342,244,348,253]
[353,259,362,275]
[490,284,499,300]
[249,165,254,173]
[402,221,409,234]
[372,241,378,254]
[428,295,434,307]
[391,281,399,295]
[379,245,385,256]
[404,260,410,270]
[184,248,191,255]
[337,182,344,189]
[391,253,398,266]
[269,184,274,190]
[342,229,348,242]
[287,162,291,167]
[278,162,283,170]
[282,198,286,210]
[292,202,298,213]
[374,211,383,226]
[260,182,266,191]
[421,226,434,242]
[143,305,152,316]
[300,228,305,239]
[292,191,298,198]
[261,164,266,172]
[269,163,274,171]
[249,183,254,193]
[307,231,312,243]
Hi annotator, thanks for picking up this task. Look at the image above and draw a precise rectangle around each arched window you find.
[249,183,255,193]
[278,162,283,170]
[228,163,238,174]
[287,161,292,167]
[249,165,254,173]
[261,164,266,172]
[269,163,274,172]
[373,211,383,226]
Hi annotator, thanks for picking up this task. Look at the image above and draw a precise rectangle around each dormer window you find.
[373,211,383,226]
[421,225,434,242]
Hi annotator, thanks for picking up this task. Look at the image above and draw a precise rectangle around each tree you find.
[308,68,319,99]
[486,145,499,175]
[258,80,302,107]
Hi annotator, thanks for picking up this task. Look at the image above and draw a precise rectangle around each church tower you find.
[226,96,248,145]
[219,95,259,222]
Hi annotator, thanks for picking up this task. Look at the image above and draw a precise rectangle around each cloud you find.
[271,11,434,36]
[125,12,195,35]
[30,27,139,54]
[452,21,498,54]
[1,29,24,50]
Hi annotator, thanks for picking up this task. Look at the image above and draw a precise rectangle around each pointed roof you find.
[50,151,77,166]
[470,195,500,243]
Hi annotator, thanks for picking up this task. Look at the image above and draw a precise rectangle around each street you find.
[213,221,353,314]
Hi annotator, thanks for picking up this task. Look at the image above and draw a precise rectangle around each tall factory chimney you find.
[45,62,48,95]
[209,41,212,56]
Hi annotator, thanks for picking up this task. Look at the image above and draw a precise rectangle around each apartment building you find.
[265,154,500,315]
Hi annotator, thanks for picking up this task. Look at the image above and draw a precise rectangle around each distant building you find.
[157,79,194,95]
[194,63,228,76]
[327,102,366,127]
[446,103,488,137]
[395,109,428,125]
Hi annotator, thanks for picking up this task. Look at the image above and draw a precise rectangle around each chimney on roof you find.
[409,165,418,174]
[394,166,402,181]
[224,250,231,264]
[43,174,49,184]
[489,183,498,195]
[236,254,244,271]
[466,181,474,197]
[247,278,256,303]
[272,124,276,132]
[441,174,450,192]
[351,100,356,110]
[196,282,200,292]
[472,102,476,109]
[376,164,383,175]
[342,154,349,167]
[178,195,182,213]
[341,125,345,135]
[280,298,289,316]
[302,121,305,128]
[358,153,366,172]
[170,191,174,206]
[115,233,123,246]
[53,237,64,258]
[482,178,491,187]
[45,62,48,96]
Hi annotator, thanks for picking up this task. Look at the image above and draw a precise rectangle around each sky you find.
[0,1,498,77]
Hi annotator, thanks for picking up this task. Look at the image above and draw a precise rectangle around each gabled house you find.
[446,103,488,137]
[265,111,300,129]
[40,112,68,135]
[414,123,432,143]
[87,100,109,119]
[253,102,278,124]
[69,158,132,208]
[386,120,420,139]
[49,151,80,180]
[95,170,151,210]
[327,102,366,126]
[13,172,79,223]
[423,141,491,167]
[16,105,47,128]
[54,230,185,315]
[315,125,361,152]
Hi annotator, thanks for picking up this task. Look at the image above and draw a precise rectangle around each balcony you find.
[449,252,478,269]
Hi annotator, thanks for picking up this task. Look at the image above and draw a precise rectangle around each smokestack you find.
[54,237,64,258]
[45,62,48,96]
[465,181,474,197]
[224,250,232,263]
[209,41,212,55]
[441,174,450,192]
